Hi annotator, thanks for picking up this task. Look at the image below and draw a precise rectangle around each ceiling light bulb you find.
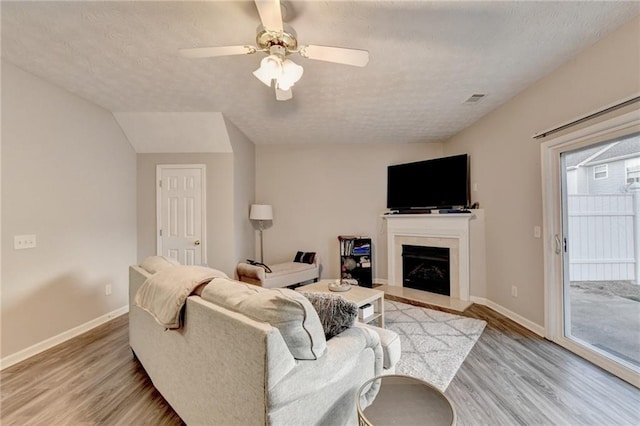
[253,54,283,87]
[276,80,292,91]
[277,59,304,90]
[253,66,273,87]
[261,55,283,78]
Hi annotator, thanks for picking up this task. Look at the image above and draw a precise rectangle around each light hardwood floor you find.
[1,302,639,425]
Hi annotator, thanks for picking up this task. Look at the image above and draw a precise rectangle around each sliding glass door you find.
[560,139,640,370]
[542,111,640,387]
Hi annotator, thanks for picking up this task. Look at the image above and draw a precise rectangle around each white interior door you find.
[157,165,206,265]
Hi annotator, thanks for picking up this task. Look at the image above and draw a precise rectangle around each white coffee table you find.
[297,280,385,328]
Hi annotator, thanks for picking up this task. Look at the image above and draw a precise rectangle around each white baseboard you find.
[0,305,129,370]
[374,278,388,285]
[470,296,545,337]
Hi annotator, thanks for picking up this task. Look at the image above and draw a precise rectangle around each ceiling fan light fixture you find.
[275,87,293,101]
[182,0,370,101]
[277,59,303,90]
[253,54,282,87]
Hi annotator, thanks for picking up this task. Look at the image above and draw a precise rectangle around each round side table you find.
[357,375,456,426]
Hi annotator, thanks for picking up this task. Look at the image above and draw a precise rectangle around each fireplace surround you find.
[384,213,476,301]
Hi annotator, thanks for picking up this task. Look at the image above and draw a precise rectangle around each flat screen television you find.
[387,154,470,210]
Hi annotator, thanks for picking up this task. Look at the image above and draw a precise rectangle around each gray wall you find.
[225,117,256,267]
[442,16,640,327]
[255,143,444,280]
[1,61,137,358]
[136,153,236,275]
[586,160,631,194]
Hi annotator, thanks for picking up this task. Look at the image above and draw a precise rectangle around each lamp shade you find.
[277,59,304,90]
[253,55,283,87]
[249,204,273,221]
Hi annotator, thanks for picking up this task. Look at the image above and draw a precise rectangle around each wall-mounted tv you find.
[387,154,470,210]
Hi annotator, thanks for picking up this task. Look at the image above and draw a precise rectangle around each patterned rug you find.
[385,300,486,391]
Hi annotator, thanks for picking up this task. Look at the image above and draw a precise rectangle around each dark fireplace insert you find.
[401,245,450,296]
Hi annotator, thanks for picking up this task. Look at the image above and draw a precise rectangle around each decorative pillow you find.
[294,251,316,264]
[300,292,358,339]
[201,279,327,360]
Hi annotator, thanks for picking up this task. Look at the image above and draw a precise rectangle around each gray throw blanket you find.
[135,265,228,328]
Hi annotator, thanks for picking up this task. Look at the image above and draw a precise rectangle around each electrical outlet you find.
[14,234,37,250]
[534,226,541,239]
[511,285,518,298]
[105,284,112,296]
[473,183,478,192]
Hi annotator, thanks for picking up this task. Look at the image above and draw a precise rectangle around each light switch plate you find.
[14,234,37,250]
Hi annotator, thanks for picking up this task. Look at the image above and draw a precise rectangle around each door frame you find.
[541,110,640,387]
[156,164,207,265]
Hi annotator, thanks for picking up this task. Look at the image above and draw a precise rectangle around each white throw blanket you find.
[135,265,228,328]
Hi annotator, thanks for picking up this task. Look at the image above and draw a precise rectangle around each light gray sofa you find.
[129,257,400,425]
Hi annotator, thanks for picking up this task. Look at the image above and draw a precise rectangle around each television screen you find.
[387,154,469,209]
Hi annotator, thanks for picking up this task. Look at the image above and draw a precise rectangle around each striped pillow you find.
[294,251,316,264]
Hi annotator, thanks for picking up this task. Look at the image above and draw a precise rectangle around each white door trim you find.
[541,109,640,387]
[156,164,207,265]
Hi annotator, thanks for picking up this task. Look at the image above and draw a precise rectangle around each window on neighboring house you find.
[593,164,608,180]
[626,157,640,184]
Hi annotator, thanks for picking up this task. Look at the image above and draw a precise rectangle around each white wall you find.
[442,16,640,327]
[255,143,443,280]
[225,117,256,267]
[1,61,137,359]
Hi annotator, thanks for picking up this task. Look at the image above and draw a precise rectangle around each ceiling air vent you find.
[463,94,486,104]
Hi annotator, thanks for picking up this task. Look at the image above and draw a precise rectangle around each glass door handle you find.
[554,234,562,255]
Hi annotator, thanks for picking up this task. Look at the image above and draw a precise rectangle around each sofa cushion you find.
[201,278,326,360]
[300,292,357,339]
[140,256,180,274]
[269,261,316,275]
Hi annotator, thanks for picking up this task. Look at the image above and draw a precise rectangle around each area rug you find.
[385,300,486,391]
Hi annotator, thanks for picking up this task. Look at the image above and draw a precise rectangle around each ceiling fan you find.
[179,0,369,101]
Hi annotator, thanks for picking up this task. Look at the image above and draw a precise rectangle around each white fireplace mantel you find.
[383,213,474,301]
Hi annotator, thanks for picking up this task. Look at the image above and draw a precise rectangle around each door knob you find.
[194,240,201,246]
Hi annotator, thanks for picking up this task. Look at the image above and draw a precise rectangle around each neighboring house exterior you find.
[566,136,640,195]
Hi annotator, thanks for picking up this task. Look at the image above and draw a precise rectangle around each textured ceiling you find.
[2,1,639,146]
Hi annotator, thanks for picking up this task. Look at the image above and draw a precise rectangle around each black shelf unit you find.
[339,236,373,288]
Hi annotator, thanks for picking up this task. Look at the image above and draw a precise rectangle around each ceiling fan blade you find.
[179,45,257,59]
[298,45,369,67]
[255,0,283,33]
[275,87,292,101]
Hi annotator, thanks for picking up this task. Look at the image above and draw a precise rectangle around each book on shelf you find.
[352,243,370,256]
[339,236,371,256]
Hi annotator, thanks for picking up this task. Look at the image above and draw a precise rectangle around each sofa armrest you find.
[268,325,383,424]
[326,326,383,406]
[236,262,266,284]
[355,322,401,372]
